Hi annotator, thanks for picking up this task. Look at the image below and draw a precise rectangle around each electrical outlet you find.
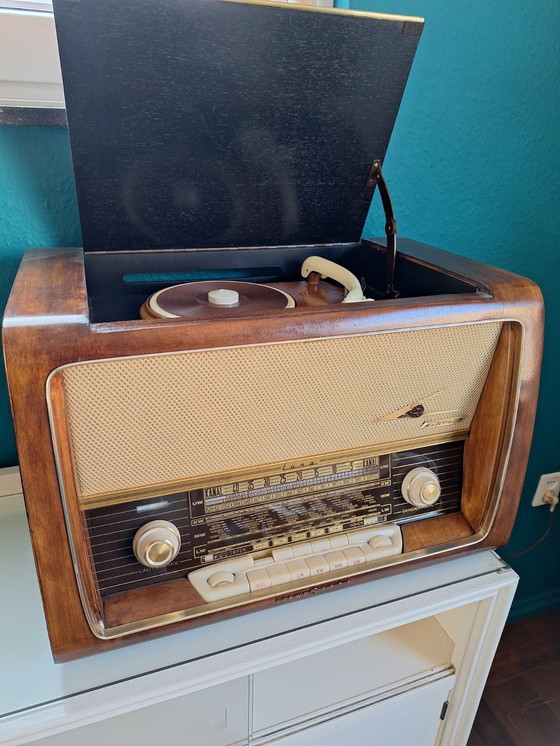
[532,472,560,507]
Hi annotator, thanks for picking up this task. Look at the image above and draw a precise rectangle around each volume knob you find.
[401,467,441,508]
[133,520,181,568]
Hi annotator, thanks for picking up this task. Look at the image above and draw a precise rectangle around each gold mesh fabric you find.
[51,323,503,498]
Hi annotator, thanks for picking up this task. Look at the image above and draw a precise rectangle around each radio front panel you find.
[85,442,463,599]
[45,323,505,639]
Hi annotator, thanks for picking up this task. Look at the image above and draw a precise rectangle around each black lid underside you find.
[53,0,423,252]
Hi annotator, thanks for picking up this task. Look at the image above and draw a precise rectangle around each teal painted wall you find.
[346,0,560,616]
[1,0,559,617]
[0,126,81,463]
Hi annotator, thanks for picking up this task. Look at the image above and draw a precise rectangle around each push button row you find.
[246,543,387,591]
[188,523,403,603]
[270,532,366,562]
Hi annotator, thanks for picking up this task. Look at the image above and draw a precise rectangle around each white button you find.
[207,288,239,306]
[266,563,292,586]
[292,542,312,558]
[347,528,376,544]
[271,546,294,562]
[328,534,349,549]
[287,559,310,580]
[361,543,381,562]
[324,550,348,571]
[254,557,274,568]
[246,568,272,592]
[305,554,330,576]
[310,538,331,554]
[369,535,393,549]
[342,546,366,566]
[207,571,235,588]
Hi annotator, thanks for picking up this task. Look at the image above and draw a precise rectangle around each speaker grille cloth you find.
[52,323,502,498]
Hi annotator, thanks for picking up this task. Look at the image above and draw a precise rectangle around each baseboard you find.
[507,588,560,623]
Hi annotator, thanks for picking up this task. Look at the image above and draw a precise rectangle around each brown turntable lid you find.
[53,0,423,253]
[145,281,295,319]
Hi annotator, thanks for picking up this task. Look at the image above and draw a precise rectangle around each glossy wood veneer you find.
[3,238,544,659]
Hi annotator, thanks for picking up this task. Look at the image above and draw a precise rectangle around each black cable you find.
[502,509,555,560]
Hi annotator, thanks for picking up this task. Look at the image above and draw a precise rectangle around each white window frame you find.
[0,7,64,108]
[0,0,336,113]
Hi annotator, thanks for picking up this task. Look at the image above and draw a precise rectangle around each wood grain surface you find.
[3,239,544,659]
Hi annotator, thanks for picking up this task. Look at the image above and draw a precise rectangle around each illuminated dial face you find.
[202,457,383,514]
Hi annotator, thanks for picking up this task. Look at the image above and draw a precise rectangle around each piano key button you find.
[310,538,330,554]
[292,542,312,558]
[271,546,294,562]
[342,546,366,566]
[287,558,311,580]
[266,563,291,586]
[328,534,349,549]
[305,554,330,576]
[324,550,348,571]
[246,568,272,592]
[254,556,274,568]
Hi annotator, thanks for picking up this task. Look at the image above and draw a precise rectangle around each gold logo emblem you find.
[372,391,444,423]
[373,391,465,427]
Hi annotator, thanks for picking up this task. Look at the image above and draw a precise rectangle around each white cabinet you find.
[262,677,453,746]
[0,468,516,746]
[31,680,249,746]
[252,617,455,740]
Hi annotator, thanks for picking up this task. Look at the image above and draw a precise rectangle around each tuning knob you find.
[133,520,181,568]
[401,467,441,508]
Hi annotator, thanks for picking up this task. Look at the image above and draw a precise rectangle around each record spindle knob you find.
[133,520,181,568]
[207,288,239,306]
[401,467,441,508]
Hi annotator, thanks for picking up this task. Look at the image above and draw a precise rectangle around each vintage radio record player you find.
[3,0,543,661]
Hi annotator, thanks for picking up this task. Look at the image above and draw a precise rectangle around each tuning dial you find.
[133,520,181,568]
[401,467,441,508]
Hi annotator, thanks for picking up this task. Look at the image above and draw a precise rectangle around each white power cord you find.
[542,489,559,512]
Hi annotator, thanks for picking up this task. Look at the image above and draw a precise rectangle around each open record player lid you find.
[52,0,423,253]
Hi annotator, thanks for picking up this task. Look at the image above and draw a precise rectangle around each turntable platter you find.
[141,281,296,320]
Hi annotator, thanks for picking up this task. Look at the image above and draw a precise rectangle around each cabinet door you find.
[33,678,249,746]
[254,675,453,746]
[253,618,454,735]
